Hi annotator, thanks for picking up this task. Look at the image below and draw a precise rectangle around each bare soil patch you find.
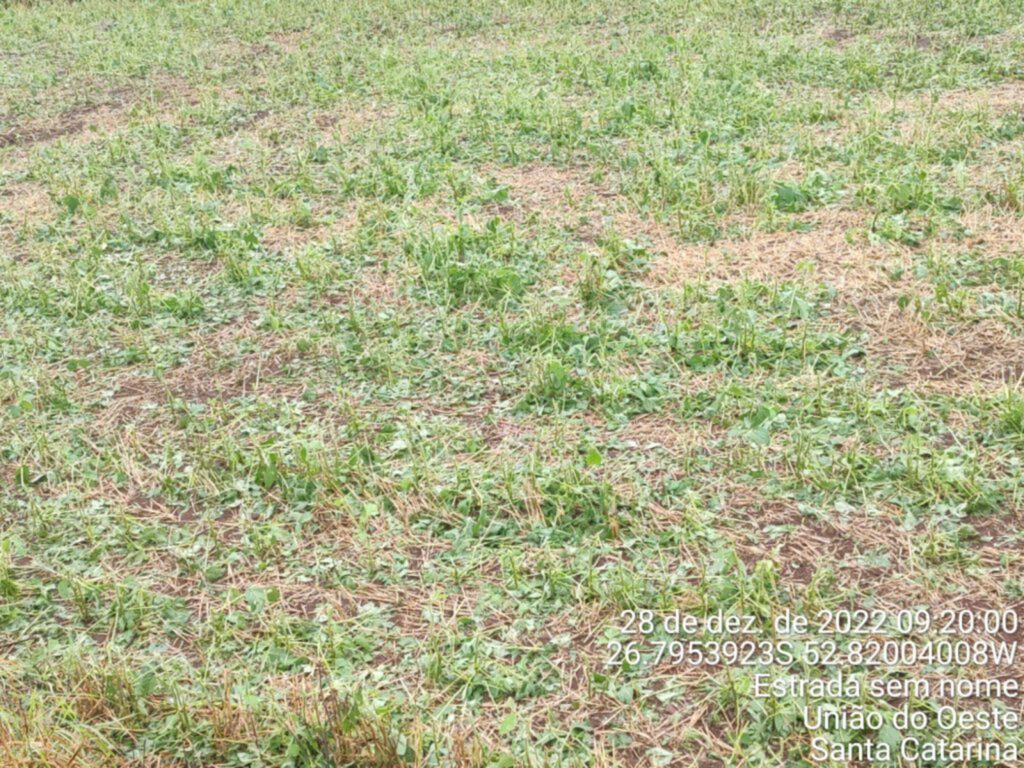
[0,76,195,151]
[0,94,135,149]
[724,494,911,588]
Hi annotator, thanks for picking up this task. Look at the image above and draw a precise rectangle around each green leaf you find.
[135,670,157,697]
[772,182,808,212]
[647,747,675,767]
[61,195,81,215]
[878,723,902,749]
[748,427,771,446]
[498,712,518,736]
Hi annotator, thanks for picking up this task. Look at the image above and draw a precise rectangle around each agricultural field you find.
[2,0,1024,765]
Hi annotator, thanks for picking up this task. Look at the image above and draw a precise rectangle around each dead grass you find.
[644,209,884,287]
[902,80,1024,114]
[314,103,395,142]
[262,209,359,252]
[266,30,306,54]
[853,211,1024,390]
[644,206,1024,390]
[960,208,1024,251]
[723,488,1024,609]
[852,309,1024,390]
[0,180,51,230]
[798,79,1024,152]
[490,163,611,205]
[106,319,298,423]
[486,162,619,237]
[209,101,394,161]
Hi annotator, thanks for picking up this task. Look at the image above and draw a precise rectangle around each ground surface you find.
[2,0,1024,766]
